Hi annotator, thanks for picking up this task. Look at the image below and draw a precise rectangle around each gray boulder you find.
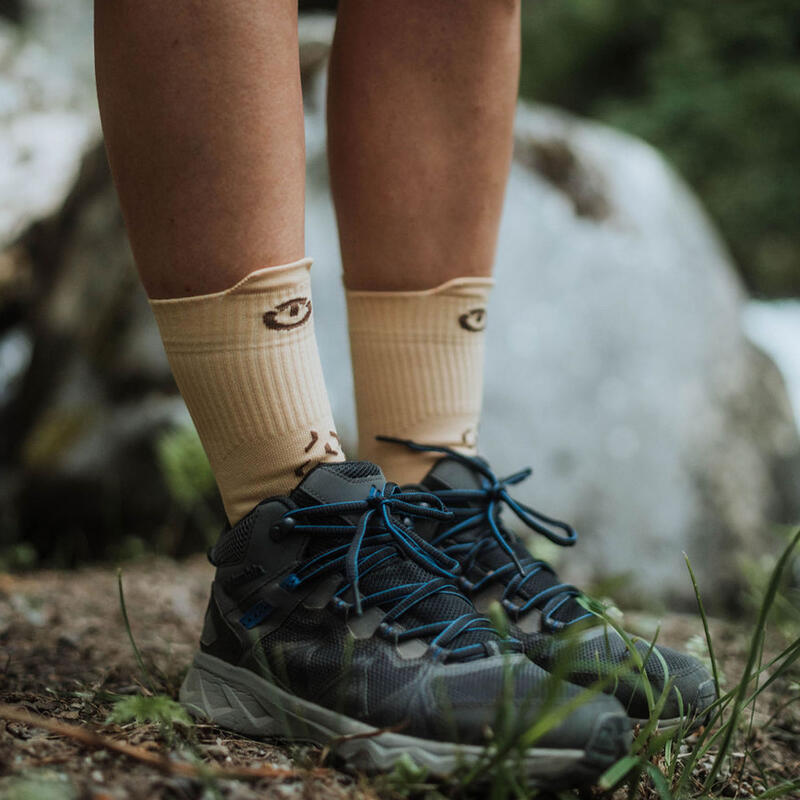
[304,57,800,611]
[0,2,203,562]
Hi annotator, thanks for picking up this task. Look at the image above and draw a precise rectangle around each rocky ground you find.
[1,557,798,799]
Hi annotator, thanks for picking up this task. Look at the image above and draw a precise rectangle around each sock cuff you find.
[347,275,491,479]
[150,258,313,306]
[150,258,315,349]
[346,276,494,338]
[344,275,494,300]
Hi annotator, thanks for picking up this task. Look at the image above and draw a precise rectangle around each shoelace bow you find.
[377,437,596,632]
[279,484,518,661]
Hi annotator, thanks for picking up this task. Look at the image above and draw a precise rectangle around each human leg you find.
[96,0,343,523]
[95,0,305,298]
[327,0,714,729]
[328,0,520,481]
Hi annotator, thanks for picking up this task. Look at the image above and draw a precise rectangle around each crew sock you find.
[151,258,344,524]
[346,277,492,483]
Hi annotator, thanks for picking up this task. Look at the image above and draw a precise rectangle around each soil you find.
[1,556,798,799]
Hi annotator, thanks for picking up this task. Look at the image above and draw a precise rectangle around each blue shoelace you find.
[377,437,596,632]
[279,483,519,661]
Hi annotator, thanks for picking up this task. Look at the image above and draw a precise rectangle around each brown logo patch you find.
[263,297,312,330]
[459,307,487,332]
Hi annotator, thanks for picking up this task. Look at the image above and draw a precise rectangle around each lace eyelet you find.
[280,573,301,591]
[331,596,351,612]
[270,516,296,541]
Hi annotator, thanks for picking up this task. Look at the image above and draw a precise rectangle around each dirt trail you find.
[1,557,797,798]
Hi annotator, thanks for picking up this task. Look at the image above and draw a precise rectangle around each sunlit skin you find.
[329,0,521,291]
[95,0,306,299]
[95,0,520,298]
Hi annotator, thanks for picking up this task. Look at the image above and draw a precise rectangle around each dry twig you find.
[0,703,318,783]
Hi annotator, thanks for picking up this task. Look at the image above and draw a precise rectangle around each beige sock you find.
[346,277,493,484]
[150,258,344,524]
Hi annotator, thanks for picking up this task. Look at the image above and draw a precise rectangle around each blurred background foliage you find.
[519,0,800,298]
[1,0,798,611]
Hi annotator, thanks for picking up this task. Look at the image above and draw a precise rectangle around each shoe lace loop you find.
[377,437,594,631]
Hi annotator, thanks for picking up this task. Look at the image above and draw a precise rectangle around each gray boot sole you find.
[180,651,630,788]
[629,678,718,732]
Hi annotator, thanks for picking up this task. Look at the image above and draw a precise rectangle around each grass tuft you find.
[702,528,800,793]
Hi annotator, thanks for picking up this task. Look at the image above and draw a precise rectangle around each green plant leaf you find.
[156,425,215,510]
[598,754,641,789]
[107,694,192,728]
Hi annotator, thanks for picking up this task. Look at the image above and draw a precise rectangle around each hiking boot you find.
[381,438,717,729]
[180,461,631,785]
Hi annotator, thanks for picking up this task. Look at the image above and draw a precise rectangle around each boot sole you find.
[180,651,630,788]
[630,678,718,732]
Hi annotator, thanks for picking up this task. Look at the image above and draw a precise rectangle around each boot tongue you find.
[290,459,389,560]
[291,461,499,652]
[291,461,386,507]
[421,456,485,494]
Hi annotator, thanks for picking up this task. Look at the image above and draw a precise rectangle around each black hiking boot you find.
[180,461,631,785]
[380,438,717,730]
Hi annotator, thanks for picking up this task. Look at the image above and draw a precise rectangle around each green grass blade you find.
[702,527,800,791]
[633,676,675,754]
[751,779,800,799]
[645,762,674,800]
[743,638,800,706]
[684,552,722,702]
[738,635,766,794]
[598,754,641,790]
[575,598,658,719]
[517,663,627,750]
[117,568,155,694]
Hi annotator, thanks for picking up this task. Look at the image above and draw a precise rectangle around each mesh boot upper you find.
[402,447,716,721]
[201,460,628,745]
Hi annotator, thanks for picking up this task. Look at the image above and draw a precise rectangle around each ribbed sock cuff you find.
[346,277,493,484]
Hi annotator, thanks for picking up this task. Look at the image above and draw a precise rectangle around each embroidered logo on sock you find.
[296,429,341,476]
[458,308,487,332]
[325,430,341,455]
[263,297,312,330]
[304,430,320,452]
